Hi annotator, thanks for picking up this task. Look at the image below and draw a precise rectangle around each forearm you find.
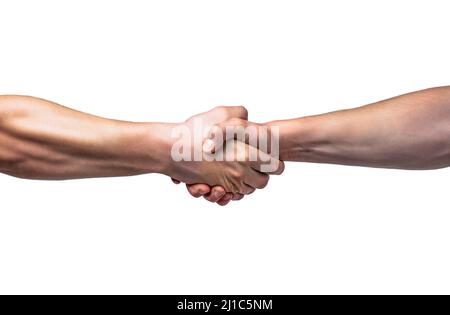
[270,86,450,170]
[0,96,173,179]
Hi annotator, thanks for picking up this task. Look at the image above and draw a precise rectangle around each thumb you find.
[203,118,262,153]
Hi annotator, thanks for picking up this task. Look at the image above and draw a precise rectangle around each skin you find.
[0,96,284,203]
[189,86,450,201]
[3,86,449,206]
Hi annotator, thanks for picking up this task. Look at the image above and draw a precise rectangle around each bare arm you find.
[206,86,450,170]
[0,96,282,196]
[274,86,450,169]
[0,95,168,179]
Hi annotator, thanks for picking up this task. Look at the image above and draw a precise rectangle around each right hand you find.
[168,106,284,205]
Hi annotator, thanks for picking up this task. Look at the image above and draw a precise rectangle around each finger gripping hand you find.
[203,118,275,155]
[174,106,283,205]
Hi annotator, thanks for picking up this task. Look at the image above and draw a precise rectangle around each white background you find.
[0,0,449,294]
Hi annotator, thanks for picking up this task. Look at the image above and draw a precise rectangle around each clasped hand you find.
[168,106,284,206]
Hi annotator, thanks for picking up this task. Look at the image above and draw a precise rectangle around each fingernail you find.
[203,139,215,153]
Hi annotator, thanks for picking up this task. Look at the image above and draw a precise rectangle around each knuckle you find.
[214,105,228,116]
[231,169,243,179]
[229,117,244,127]
[236,106,248,119]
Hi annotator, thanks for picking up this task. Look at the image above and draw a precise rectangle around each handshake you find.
[163,106,284,206]
[1,87,449,198]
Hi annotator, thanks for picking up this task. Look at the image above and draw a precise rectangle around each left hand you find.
[172,106,266,206]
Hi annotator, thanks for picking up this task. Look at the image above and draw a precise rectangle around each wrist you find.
[116,121,178,176]
[265,116,327,162]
